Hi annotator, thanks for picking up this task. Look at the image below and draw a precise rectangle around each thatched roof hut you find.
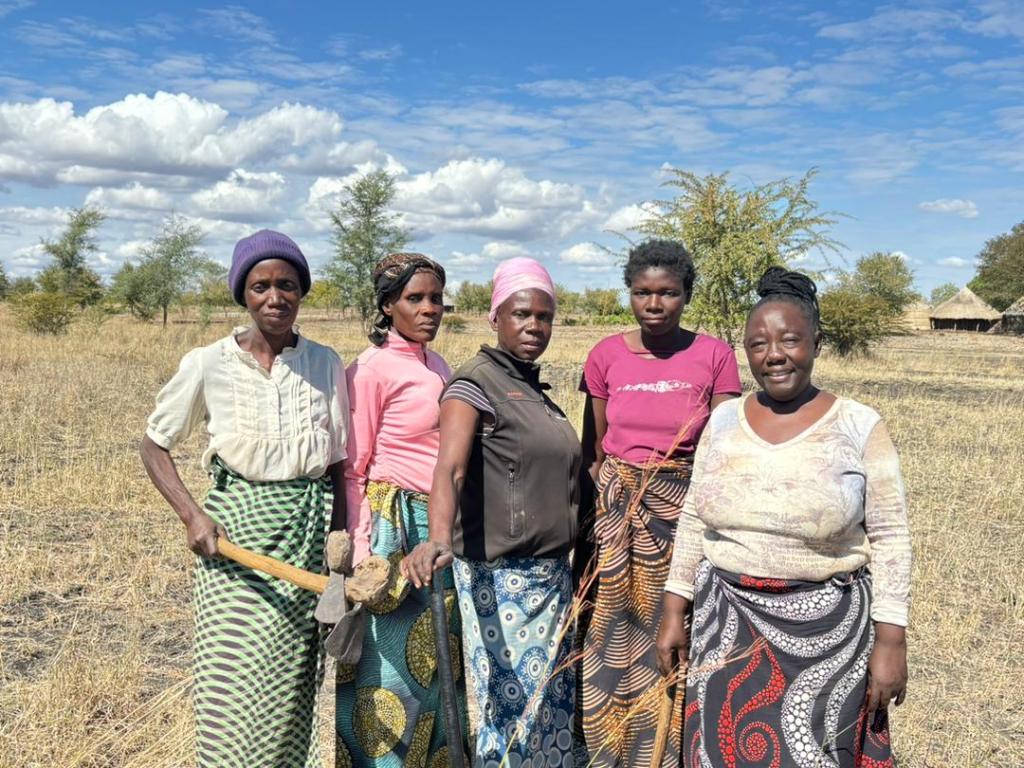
[1002,296,1024,334]
[929,286,1001,332]
[903,300,932,331]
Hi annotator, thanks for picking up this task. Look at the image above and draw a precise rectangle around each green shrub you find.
[443,314,468,333]
[589,311,637,326]
[8,276,37,296]
[79,303,114,330]
[304,281,341,310]
[819,288,898,357]
[9,292,77,335]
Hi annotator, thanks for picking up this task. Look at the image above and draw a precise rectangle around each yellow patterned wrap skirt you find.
[335,480,467,768]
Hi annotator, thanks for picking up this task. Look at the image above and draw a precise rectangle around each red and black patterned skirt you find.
[684,560,895,768]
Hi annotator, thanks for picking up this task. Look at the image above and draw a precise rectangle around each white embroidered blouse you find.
[665,395,912,626]
[145,329,348,482]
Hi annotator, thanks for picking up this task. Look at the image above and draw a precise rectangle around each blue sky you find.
[1,1,1023,295]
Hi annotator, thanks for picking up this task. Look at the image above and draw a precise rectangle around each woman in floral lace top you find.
[656,267,911,768]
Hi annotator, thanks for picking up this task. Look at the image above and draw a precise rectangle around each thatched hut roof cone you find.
[929,286,1001,321]
[1003,295,1024,317]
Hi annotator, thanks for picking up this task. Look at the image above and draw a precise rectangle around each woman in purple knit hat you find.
[141,229,349,768]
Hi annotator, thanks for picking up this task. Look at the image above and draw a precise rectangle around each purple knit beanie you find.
[228,229,311,306]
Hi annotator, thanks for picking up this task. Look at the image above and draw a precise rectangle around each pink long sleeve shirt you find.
[343,330,451,564]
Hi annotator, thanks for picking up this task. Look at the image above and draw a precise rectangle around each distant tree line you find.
[447,279,626,319]
[4,166,1022,351]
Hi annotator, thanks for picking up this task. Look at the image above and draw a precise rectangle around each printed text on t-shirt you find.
[615,379,694,394]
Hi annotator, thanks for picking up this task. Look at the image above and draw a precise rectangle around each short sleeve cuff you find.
[145,426,175,450]
[870,600,909,628]
[664,579,695,601]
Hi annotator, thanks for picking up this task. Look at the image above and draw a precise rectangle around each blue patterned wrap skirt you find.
[453,555,575,768]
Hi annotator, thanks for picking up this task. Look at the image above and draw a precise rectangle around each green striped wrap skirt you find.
[193,457,330,768]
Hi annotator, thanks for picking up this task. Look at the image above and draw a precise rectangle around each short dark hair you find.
[623,239,695,297]
[751,266,820,333]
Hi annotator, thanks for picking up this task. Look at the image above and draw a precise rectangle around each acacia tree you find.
[111,262,156,320]
[818,289,892,357]
[142,216,210,326]
[839,252,920,315]
[554,283,580,316]
[929,282,958,306]
[111,215,212,325]
[579,288,623,316]
[637,168,840,344]
[323,170,409,329]
[37,206,106,307]
[969,221,1024,310]
[0,262,8,300]
[450,280,492,313]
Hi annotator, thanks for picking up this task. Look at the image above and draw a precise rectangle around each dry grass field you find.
[1,307,1022,767]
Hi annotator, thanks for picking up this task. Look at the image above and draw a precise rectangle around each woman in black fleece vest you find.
[402,257,581,767]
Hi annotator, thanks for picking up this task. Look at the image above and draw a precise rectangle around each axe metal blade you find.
[323,601,366,664]
[315,572,348,625]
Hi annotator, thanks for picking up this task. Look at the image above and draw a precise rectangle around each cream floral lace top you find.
[665,395,911,626]
[146,329,348,482]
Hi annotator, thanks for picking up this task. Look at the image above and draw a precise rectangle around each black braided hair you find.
[623,238,695,297]
[368,253,446,346]
[751,266,820,333]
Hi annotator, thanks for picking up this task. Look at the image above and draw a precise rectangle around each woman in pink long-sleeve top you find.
[335,253,466,768]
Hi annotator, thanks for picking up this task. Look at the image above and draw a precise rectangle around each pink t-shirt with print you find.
[581,332,741,463]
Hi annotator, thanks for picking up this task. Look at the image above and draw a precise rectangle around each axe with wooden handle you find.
[217,538,329,592]
[215,537,389,663]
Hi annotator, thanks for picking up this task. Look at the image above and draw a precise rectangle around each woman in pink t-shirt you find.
[573,239,741,768]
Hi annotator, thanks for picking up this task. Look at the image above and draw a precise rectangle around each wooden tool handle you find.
[217,538,328,594]
[431,575,466,768]
[650,683,675,768]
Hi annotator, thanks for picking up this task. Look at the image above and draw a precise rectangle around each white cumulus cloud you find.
[601,204,651,233]
[115,239,150,260]
[446,251,490,270]
[8,242,48,274]
[0,206,71,226]
[395,158,598,241]
[84,182,173,213]
[481,241,531,260]
[0,93,355,188]
[938,256,972,268]
[918,198,979,218]
[190,169,286,222]
[559,242,616,272]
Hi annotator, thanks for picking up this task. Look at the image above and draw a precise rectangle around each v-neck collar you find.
[737,393,842,449]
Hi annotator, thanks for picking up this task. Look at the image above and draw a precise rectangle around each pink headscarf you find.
[488,257,557,323]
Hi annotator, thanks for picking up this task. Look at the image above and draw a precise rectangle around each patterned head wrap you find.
[369,252,447,346]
